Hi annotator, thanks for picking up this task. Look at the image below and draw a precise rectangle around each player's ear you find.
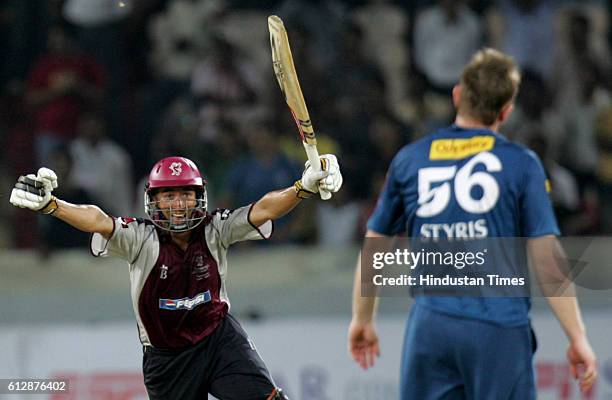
[498,102,514,124]
[452,85,461,109]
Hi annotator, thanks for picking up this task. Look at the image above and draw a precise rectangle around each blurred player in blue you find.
[348,49,597,399]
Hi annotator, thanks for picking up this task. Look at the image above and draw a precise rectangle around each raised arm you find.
[9,168,114,238]
[249,187,302,227]
[249,154,342,227]
[528,235,597,392]
[52,200,114,238]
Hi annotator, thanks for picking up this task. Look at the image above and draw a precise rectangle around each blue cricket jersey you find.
[367,124,560,326]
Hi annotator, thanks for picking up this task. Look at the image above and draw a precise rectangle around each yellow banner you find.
[430,136,495,160]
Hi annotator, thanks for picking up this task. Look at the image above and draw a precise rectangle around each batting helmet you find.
[144,156,207,232]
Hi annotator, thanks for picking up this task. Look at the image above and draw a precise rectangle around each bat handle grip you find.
[303,143,332,200]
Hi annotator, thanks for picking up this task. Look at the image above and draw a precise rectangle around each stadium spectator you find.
[69,112,133,216]
[352,0,409,110]
[413,0,482,94]
[557,60,611,194]
[154,97,201,162]
[62,0,131,90]
[195,119,247,202]
[553,7,612,112]
[191,35,261,141]
[357,114,409,239]
[410,0,483,132]
[39,146,92,259]
[62,0,132,139]
[367,113,409,184]
[221,124,305,242]
[487,0,558,77]
[346,111,411,208]
[148,0,223,83]
[325,24,386,201]
[276,0,346,70]
[136,0,226,174]
[326,101,369,201]
[527,133,580,232]
[222,125,298,200]
[501,69,564,156]
[25,23,105,166]
[330,22,386,121]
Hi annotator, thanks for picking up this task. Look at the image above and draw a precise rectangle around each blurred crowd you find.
[1,0,612,255]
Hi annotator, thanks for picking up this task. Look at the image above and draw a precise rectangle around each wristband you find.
[294,180,314,199]
[40,196,58,215]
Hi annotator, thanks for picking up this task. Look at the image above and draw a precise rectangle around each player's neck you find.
[454,114,499,132]
[170,231,191,251]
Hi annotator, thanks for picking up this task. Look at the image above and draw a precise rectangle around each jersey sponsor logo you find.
[159,290,211,310]
[160,264,168,280]
[429,136,495,160]
[169,162,183,176]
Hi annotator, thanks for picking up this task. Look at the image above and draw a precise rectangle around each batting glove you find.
[9,168,59,214]
[294,154,343,199]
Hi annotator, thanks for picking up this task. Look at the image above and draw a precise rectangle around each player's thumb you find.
[583,359,597,380]
[310,170,329,182]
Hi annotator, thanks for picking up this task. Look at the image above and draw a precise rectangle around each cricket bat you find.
[268,15,331,200]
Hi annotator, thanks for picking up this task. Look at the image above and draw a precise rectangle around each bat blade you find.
[268,15,316,146]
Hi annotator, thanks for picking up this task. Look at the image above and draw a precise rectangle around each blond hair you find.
[458,48,521,125]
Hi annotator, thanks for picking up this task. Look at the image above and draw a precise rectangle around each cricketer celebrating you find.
[349,49,597,399]
[10,154,342,400]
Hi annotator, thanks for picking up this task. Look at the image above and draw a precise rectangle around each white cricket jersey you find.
[90,205,272,348]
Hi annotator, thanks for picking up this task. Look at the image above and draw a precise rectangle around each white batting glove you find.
[9,168,59,214]
[295,154,343,199]
[38,167,58,190]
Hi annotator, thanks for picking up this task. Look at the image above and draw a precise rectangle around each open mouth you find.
[171,213,187,222]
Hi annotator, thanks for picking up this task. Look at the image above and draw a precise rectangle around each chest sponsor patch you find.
[429,136,495,160]
[159,290,211,310]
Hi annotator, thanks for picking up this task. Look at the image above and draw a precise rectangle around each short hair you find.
[458,48,521,125]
